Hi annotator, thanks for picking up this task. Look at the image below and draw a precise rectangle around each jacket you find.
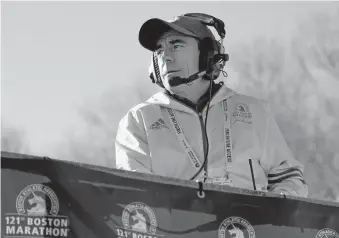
[115,82,308,197]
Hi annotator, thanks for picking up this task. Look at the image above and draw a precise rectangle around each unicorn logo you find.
[131,210,147,233]
[237,105,245,112]
[27,192,47,215]
[315,228,339,238]
[16,184,59,216]
[233,103,252,124]
[219,216,255,238]
[228,223,245,238]
[122,202,158,235]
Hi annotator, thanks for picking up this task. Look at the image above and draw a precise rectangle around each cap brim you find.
[138,18,197,51]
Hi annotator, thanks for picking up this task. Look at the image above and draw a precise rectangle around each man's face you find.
[155,30,200,91]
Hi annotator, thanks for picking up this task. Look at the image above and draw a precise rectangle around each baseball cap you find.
[138,15,216,52]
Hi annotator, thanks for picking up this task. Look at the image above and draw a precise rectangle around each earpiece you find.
[198,37,218,73]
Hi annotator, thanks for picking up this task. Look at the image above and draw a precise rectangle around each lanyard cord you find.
[222,99,233,184]
[166,95,233,184]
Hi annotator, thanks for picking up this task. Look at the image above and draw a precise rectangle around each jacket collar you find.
[147,81,237,114]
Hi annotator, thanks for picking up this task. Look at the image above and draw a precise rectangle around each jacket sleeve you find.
[260,102,308,197]
[115,108,153,174]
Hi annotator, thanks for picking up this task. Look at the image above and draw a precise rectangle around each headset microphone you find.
[167,53,228,87]
[168,70,207,87]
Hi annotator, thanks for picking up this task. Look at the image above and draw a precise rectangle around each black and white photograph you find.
[2,1,339,238]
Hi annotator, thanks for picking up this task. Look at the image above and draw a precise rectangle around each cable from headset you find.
[189,39,226,181]
[201,36,227,180]
[202,79,213,182]
[189,78,213,181]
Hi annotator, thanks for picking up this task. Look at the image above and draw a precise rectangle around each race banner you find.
[2,151,339,238]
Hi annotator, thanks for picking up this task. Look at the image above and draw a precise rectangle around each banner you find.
[2,151,339,238]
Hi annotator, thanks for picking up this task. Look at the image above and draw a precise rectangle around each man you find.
[115,13,308,197]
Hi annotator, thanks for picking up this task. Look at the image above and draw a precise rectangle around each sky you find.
[2,1,339,158]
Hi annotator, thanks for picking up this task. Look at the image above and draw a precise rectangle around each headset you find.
[149,13,229,88]
[148,13,230,181]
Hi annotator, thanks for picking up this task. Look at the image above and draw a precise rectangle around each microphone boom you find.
[168,71,207,87]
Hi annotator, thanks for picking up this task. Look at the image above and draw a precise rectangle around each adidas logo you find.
[150,118,169,130]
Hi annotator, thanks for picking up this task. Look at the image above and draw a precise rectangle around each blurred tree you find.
[229,9,339,202]
[53,79,158,167]
[1,122,30,154]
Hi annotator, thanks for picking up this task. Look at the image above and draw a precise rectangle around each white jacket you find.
[115,83,308,197]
